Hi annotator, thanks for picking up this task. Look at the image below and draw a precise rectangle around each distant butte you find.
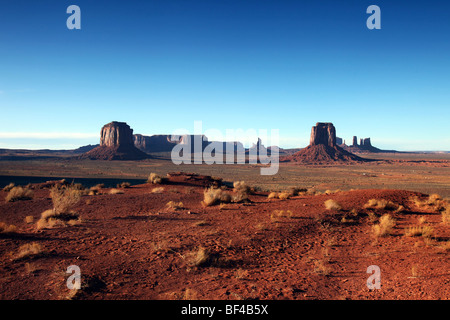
[281,122,370,164]
[79,121,150,160]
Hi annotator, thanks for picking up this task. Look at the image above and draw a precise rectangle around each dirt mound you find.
[281,144,369,164]
[79,145,149,160]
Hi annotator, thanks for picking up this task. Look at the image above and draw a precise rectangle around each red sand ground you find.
[0,173,449,300]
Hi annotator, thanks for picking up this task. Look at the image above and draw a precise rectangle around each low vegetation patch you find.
[5,186,34,202]
[202,187,232,207]
[372,214,396,237]
[36,186,82,230]
[13,243,43,261]
[0,222,18,234]
[166,201,184,210]
[267,191,290,200]
[364,199,401,211]
[270,209,293,222]
[148,173,167,184]
[324,199,342,211]
[2,183,15,192]
[233,181,251,203]
[117,182,131,188]
[404,225,434,239]
[109,188,124,195]
[184,247,211,267]
[411,194,447,212]
[151,187,165,194]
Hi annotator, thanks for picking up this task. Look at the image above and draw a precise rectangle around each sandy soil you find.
[0,173,448,300]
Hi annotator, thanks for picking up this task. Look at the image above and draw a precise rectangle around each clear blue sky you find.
[0,0,449,151]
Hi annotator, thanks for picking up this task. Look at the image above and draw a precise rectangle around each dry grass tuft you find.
[166,201,184,210]
[148,173,166,184]
[411,194,447,212]
[233,181,251,195]
[2,183,15,192]
[268,192,278,199]
[5,187,34,202]
[202,187,232,207]
[405,225,434,239]
[267,191,291,200]
[232,181,251,203]
[14,243,43,260]
[185,247,210,267]
[324,199,342,211]
[109,188,124,195]
[364,199,400,211]
[287,187,307,197]
[37,186,82,230]
[372,214,396,237]
[151,187,165,194]
[277,192,290,200]
[270,209,293,222]
[117,182,131,188]
[50,186,81,214]
[0,222,18,234]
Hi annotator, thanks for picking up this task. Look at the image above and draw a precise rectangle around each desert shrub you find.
[109,188,124,195]
[372,214,396,237]
[364,199,400,211]
[185,247,210,267]
[37,186,81,230]
[88,184,104,196]
[277,192,290,200]
[202,187,232,207]
[166,201,184,210]
[270,209,293,222]
[148,173,166,184]
[405,226,434,239]
[5,187,34,202]
[0,222,18,234]
[233,181,251,203]
[268,192,278,199]
[117,182,131,188]
[151,187,165,194]
[324,199,342,211]
[2,183,15,192]
[233,181,251,195]
[14,243,42,260]
[50,186,81,215]
[412,194,447,212]
[287,187,307,197]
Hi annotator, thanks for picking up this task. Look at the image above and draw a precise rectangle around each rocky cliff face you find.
[80,122,149,160]
[309,123,337,147]
[100,122,134,147]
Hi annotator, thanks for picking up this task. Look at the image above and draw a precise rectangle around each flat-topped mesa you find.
[80,121,149,160]
[309,122,336,147]
[352,136,358,147]
[100,121,134,147]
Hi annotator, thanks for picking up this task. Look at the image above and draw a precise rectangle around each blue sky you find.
[0,0,449,151]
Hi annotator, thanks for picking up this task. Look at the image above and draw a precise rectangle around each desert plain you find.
[0,151,449,300]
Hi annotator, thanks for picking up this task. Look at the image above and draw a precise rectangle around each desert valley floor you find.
[0,154,449,300]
